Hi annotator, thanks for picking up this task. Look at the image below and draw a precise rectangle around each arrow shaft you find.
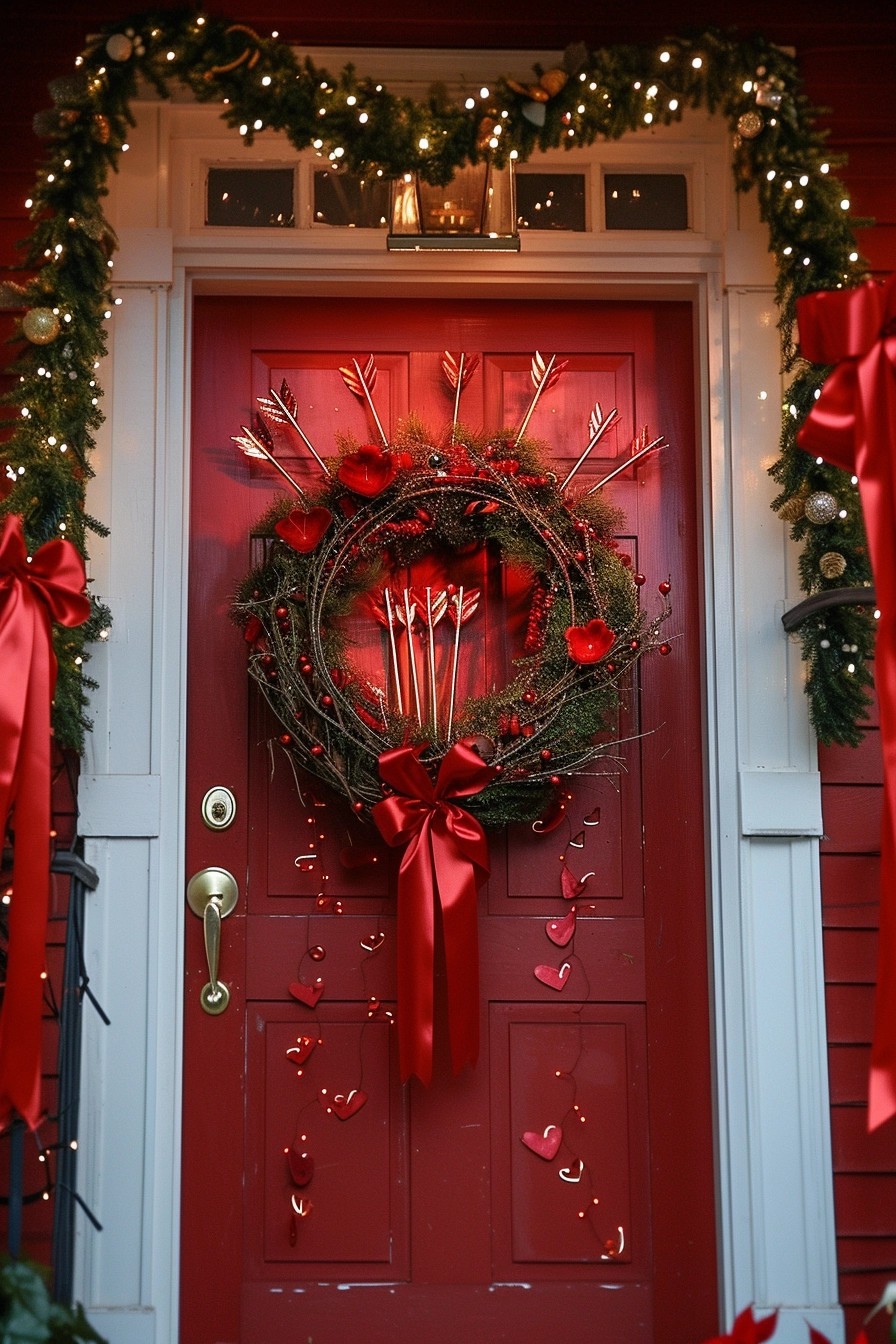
[560,407,620,491]
[268,388,330,474]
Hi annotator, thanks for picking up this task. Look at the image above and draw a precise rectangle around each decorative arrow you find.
[515,350,568,444]
[560,402,620,491]
[446,586,481,740]
[581,428,667,496]
[340,354,389,446]
[383,587,405,717]
[258,380,330,475]
[232,423,305,496]
[441,351,480,435]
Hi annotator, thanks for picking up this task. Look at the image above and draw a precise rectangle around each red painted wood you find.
[818,731,883,786]
[182,297,715,1343]
[821,784,883,854]
[822,855,881,927]
[823,929,879,984]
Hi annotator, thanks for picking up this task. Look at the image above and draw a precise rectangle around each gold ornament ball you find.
[820,551,847,580]
[22,307,61,345]
[804,490,839,525]
[737,110,764,139]
[105,32,134,61]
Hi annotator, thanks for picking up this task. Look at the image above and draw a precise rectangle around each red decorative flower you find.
[337,444,398,496]
[565,618,615,664]
[274,507,333,553]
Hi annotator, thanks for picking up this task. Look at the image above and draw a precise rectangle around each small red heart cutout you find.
[289,979,324,1008]
[287,1145,315,1187]
[337,445,397,497]
[521,1125,562,1160]
[546,907,576,947]
[275,506,333,553]
[534,962,571,991]
[320,1088,368,1120]
[286,1034,317,1066]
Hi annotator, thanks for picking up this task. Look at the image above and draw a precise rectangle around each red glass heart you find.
[286,1034,317,1066]
[521,1125,562,1160]
[337,445,397,497]
[275,506,333,553]
[546,907,576,947]
[534,962,571,991]
[321,1088,368,1120]
[565,618,616,664]
[287,1144,315,1187]
[288,979,324,1008]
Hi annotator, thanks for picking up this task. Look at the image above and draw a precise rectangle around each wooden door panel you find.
[247,1006,406,1273]
[184,296,716,1344]
[496,1009,648,1271]
[484,353,633,467]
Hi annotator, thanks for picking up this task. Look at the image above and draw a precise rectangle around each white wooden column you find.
[708,277,843,1342]
[75,104,185,1344]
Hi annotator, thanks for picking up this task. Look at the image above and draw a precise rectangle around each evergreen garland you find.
[0,10,874,749]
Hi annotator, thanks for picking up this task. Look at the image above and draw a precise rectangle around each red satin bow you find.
[372,743,495,1084]
[0,514,90,1130]
[797,275,896,1130]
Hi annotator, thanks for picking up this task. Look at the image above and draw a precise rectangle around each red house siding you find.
[2,2,896,1326]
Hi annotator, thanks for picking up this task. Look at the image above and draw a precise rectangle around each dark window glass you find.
[604,173,688,230]
[516,173,586,231]
[313,170,390,229]
[206,168,294,227]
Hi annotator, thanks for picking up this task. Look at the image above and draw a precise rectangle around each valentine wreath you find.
[231,353,671,832]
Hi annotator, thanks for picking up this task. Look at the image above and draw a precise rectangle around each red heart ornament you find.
[288,979,324,1008]
[287,1145,315,1187]
[534,962,572,991]
[565,618,616,664]
[521,1125,562,1160]
[286,1034,317,1066]
[546,907,576,947]
[275,506,333,553]
[337,445,397,497]
[320,1087,368,1120]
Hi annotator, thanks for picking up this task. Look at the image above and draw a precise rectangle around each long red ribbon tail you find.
[0,592,53,1131]
[797,279,896,1129]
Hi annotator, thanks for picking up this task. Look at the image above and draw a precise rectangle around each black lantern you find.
[388,160,518,251]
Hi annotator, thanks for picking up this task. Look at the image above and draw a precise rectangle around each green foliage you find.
[0,1258,105,1344]
[2,11,874,748]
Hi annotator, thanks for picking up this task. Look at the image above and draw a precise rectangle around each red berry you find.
[540,749,552,762]
[659,580,672,595]
[310,744,325,757]
[658,643,672,656]
[633,573,646,586]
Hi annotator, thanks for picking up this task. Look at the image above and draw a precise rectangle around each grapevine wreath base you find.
[232,371,672,832]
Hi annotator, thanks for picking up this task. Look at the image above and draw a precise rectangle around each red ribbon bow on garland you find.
[796,274,896,1130]
[0,514,90,1131]
[372,743,495,1084]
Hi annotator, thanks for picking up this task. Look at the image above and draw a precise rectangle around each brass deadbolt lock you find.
[201,786,237,831]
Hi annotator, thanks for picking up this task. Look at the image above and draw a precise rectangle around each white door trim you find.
[74,57,842,1343]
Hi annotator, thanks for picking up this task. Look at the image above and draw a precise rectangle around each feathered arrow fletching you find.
[516,351,569,443]
[339,354,388,445]
[339,353,377,397]
[448,588,480,626]
[530,349,568,394]
[441,351,479,392]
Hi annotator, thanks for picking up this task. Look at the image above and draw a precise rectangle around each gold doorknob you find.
[186,866,239,1015]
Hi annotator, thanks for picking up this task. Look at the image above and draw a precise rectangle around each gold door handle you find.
[186,866,239,1015]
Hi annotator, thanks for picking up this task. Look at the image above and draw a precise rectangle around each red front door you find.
[182,297,716,1343]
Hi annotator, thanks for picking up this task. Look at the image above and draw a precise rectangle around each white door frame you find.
[74,48,843,1344]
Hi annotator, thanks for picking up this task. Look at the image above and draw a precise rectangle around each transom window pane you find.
[206,167,295,227]
[313,170,390,228]
[604,173,688,230]
[516,172,587,232]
